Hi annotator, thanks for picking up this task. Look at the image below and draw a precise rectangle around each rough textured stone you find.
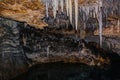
[0,17,28,80]
[85,36,120,55]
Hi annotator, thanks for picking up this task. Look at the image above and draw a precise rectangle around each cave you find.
[0,0,120,80]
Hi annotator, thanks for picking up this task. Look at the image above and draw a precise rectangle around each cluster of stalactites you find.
[79,0,103,46]
[42,0,78,30]
[26,0,104,47]
[80,0,119,47]
[41,0,103,47]
[41,0,120,47]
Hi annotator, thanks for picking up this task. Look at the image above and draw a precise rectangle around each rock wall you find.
[0,17,28,80]
[85,36,120,55]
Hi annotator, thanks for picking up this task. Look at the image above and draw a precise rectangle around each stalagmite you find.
[60,0,64,12]
[74,0,78,30]
[69,0,72,24]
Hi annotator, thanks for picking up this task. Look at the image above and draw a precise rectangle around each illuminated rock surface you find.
[0,0,48,29]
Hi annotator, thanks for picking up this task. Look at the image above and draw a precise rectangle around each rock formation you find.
[0,17,28,80]
[0,0,48,29]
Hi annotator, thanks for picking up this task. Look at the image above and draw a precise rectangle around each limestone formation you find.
[0,0,48,29]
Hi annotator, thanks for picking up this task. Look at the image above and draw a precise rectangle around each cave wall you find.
[0,17,28,80]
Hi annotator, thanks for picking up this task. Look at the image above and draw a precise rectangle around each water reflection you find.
[12,62,120,80]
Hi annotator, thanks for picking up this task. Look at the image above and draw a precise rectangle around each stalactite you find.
[69,0,72,25]
[60,0,64,12]
[74,0,78,30]
[55,0,59,11]
[66,0,69,16]
[81,5,90,22]
[43,0,119,46]
[23,34,27,46]
[24,23,27,28]
[85,6,90,19]
[52,0,59,18]
[52,0,56,18]
[103,6,108,27]
[89,6,92,16]
[46,0,49,17]
[98,0,103,47]
[81,6,86,21]
[95,5,99,16]
[77,0,104,47]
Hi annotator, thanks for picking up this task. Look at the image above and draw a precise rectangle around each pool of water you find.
[12,54,120,80]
